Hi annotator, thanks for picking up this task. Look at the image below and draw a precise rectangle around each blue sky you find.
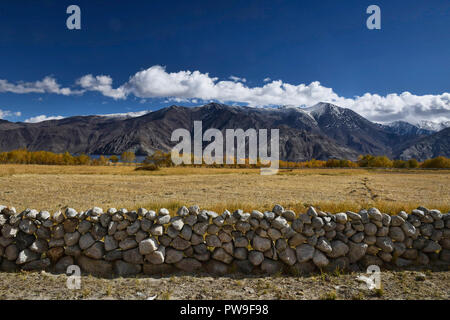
[0,0,449,124]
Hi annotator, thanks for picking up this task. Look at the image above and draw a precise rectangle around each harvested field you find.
[0,164,448,214]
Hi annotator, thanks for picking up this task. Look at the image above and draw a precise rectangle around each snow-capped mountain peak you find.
[415,120,450,132]
[302,102,344,117]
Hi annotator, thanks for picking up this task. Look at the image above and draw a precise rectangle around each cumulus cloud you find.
[118,66,449,124]
[1,66,449,124]
[229,75,247,83]
[120,66,347,106]
[0,76,77,95]
[0,109,21,119]
[76,74,126,99]
[342,92,450,124]
[24,115,65,123]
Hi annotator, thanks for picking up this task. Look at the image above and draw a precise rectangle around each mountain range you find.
[0,102,448,161]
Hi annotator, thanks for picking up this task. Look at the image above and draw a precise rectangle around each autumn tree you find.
[121,151,136,164]
[109,155,119,164]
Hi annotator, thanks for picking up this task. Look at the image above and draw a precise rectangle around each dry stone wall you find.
[0,204,449,277]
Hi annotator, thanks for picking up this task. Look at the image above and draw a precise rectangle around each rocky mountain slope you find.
[396,127,450,161]
[0,103,448,161]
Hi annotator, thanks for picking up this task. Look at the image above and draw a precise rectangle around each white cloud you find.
[229,75,247,83]
[24,115,64,123]
[99,110,150,118]
[76,74,126,99]
[341,92,450,124]
[0,76,76,95]
[118,66,449,124]
[1,66,449,124]
[0,109,21,119]
[120,66,346,107]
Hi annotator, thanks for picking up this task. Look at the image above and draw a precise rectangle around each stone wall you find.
[0,204,449,277]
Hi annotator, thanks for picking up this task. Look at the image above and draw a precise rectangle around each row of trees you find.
[141,151,450,169]
[1,149,449,169]
[280,155,449,169]
[0,149,136,165]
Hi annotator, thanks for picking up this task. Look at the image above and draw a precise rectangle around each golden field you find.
[0,164,449,214]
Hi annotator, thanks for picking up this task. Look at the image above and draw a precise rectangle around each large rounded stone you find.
[368,208,382,221]
[389,227,405,242]
[165,248,183,264]
[248,250,264,266]
[79,233,95,250]
[175,258,202,272]
[47,246,64,263]
[16,249,40,265]
[84,242,105,260]
[171,236,191,251]
[145,246,165,264]
[206,235,221,248]
[119,237,138,250]
[312,250,329,268]
[335,213,348,224]
[22,258,51,271]
[175,206,189,218]
[2,224,18,239]
[212,247,233,264]
[64,231,80,247]
[422,240,441,253]
[55,256,74,273]
[65,208,78,219]
[63,219,78,233]
[252,236,272,252]
[267,228,282,241]
[77,255,112,277]
[348,242,368,263]
[139,237,158,255]
[328,240,349,258]
[279,247,296,266]
[364,223,377,236]
[104,235,118,252]
[123,248,144,264]
[295,244,315,262]
[376,237,394,253]
[19,219,36,235]
[316,237,332,254]
[5,244,18,261]
[171,217,184,231]
[29,239,48,253]
[271,216,288,230]
[401,221,416,237]
[261,259,282,274]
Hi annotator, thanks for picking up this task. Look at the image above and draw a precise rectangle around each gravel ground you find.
[0,269,448,300]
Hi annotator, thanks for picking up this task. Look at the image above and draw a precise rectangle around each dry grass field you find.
[0,164,449,214]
